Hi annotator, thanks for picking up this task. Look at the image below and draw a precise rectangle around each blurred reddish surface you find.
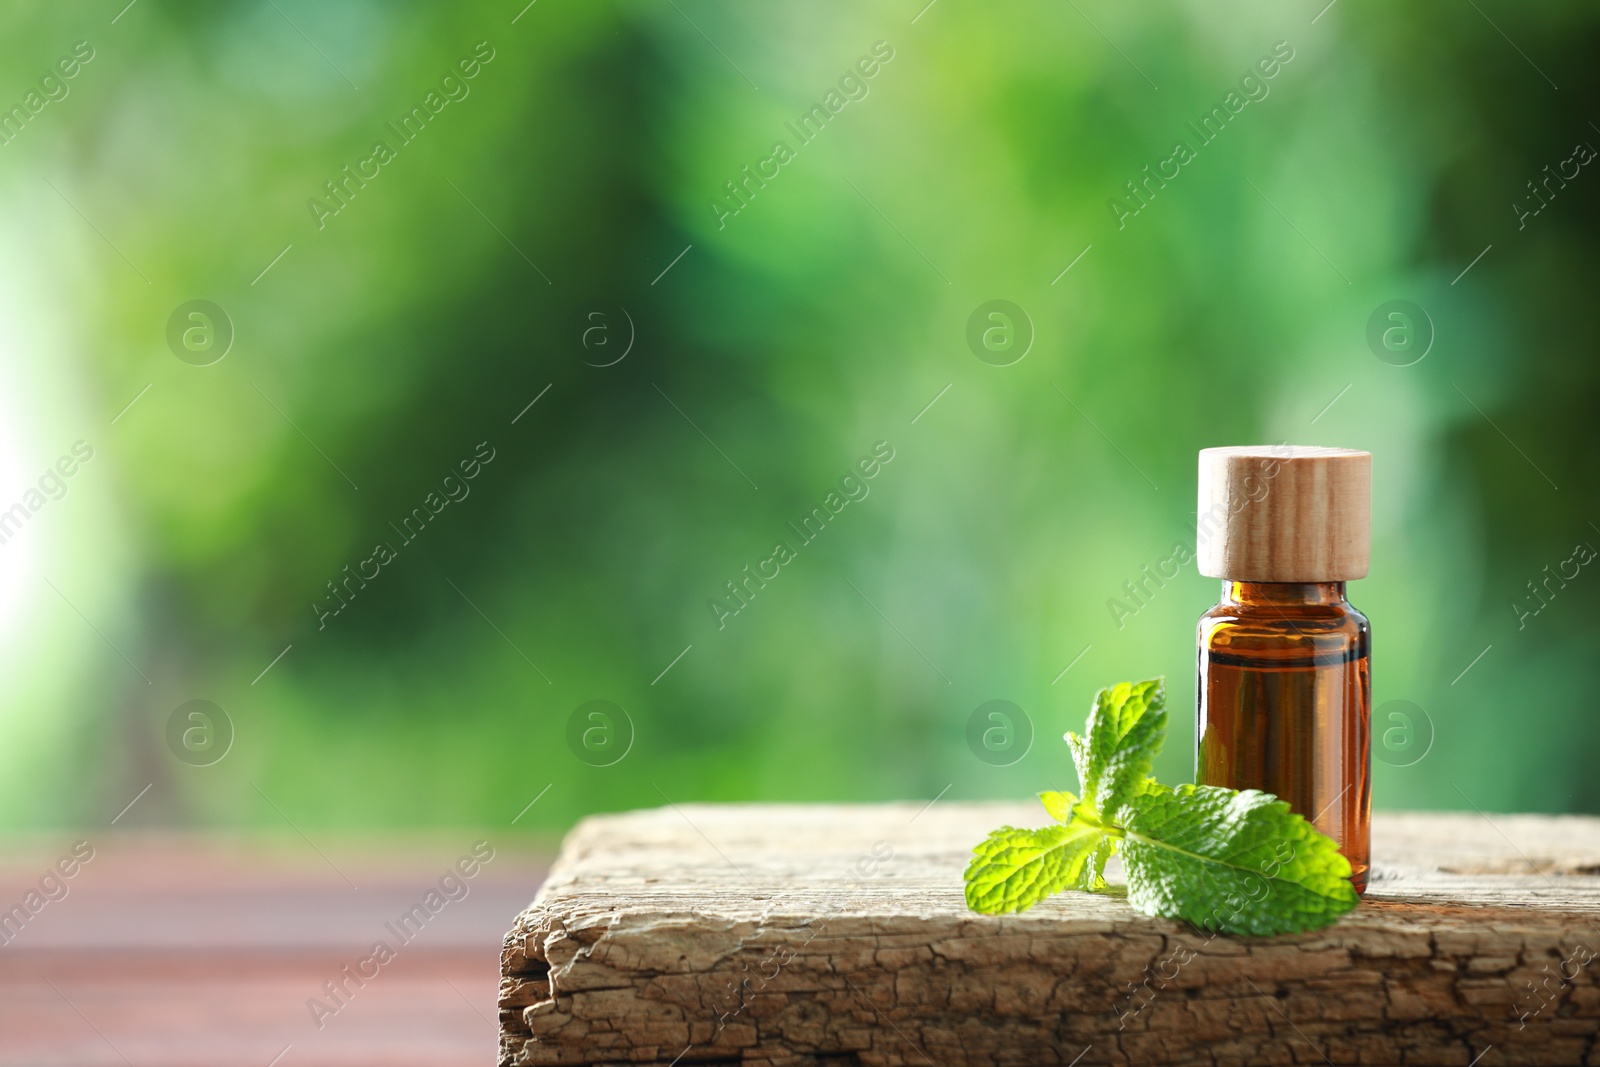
[0,834,549,1067]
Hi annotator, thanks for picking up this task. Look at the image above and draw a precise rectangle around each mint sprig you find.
[962,678,1359,936]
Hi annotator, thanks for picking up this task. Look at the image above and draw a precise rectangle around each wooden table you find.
[500,804,1600,1067]
[0,834,548,1067]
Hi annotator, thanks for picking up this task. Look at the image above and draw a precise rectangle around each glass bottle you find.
[1193,446,1373,894]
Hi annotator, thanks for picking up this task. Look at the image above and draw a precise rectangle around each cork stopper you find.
[1196,446,1371,582]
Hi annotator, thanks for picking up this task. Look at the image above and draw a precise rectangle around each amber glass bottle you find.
[1194,447,1373,894]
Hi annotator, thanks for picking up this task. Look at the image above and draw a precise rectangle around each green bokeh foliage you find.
[0,0,1596,831]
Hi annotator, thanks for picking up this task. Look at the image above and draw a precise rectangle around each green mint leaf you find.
[1119,783,1358,936]
[1038,790,1075,823]
[963,815,1110,914]
[1065,678,1166,822]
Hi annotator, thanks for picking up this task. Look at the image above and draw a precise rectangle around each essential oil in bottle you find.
[1194,446,1372,894]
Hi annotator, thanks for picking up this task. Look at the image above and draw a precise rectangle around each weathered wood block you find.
[499,804,1600,1066]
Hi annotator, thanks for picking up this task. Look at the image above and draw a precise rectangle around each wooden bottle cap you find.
[1196,446,1371,582]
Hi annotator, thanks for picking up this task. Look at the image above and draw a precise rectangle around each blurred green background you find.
[1,0,1596,834]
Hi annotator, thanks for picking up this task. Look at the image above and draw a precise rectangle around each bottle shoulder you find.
[1199,599,1369,652]
[1198,599,1369,625]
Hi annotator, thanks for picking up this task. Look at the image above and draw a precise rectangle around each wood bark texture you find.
[499,803,1600,1066]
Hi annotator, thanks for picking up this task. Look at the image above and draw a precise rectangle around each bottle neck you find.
[1220,580,1347,607]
